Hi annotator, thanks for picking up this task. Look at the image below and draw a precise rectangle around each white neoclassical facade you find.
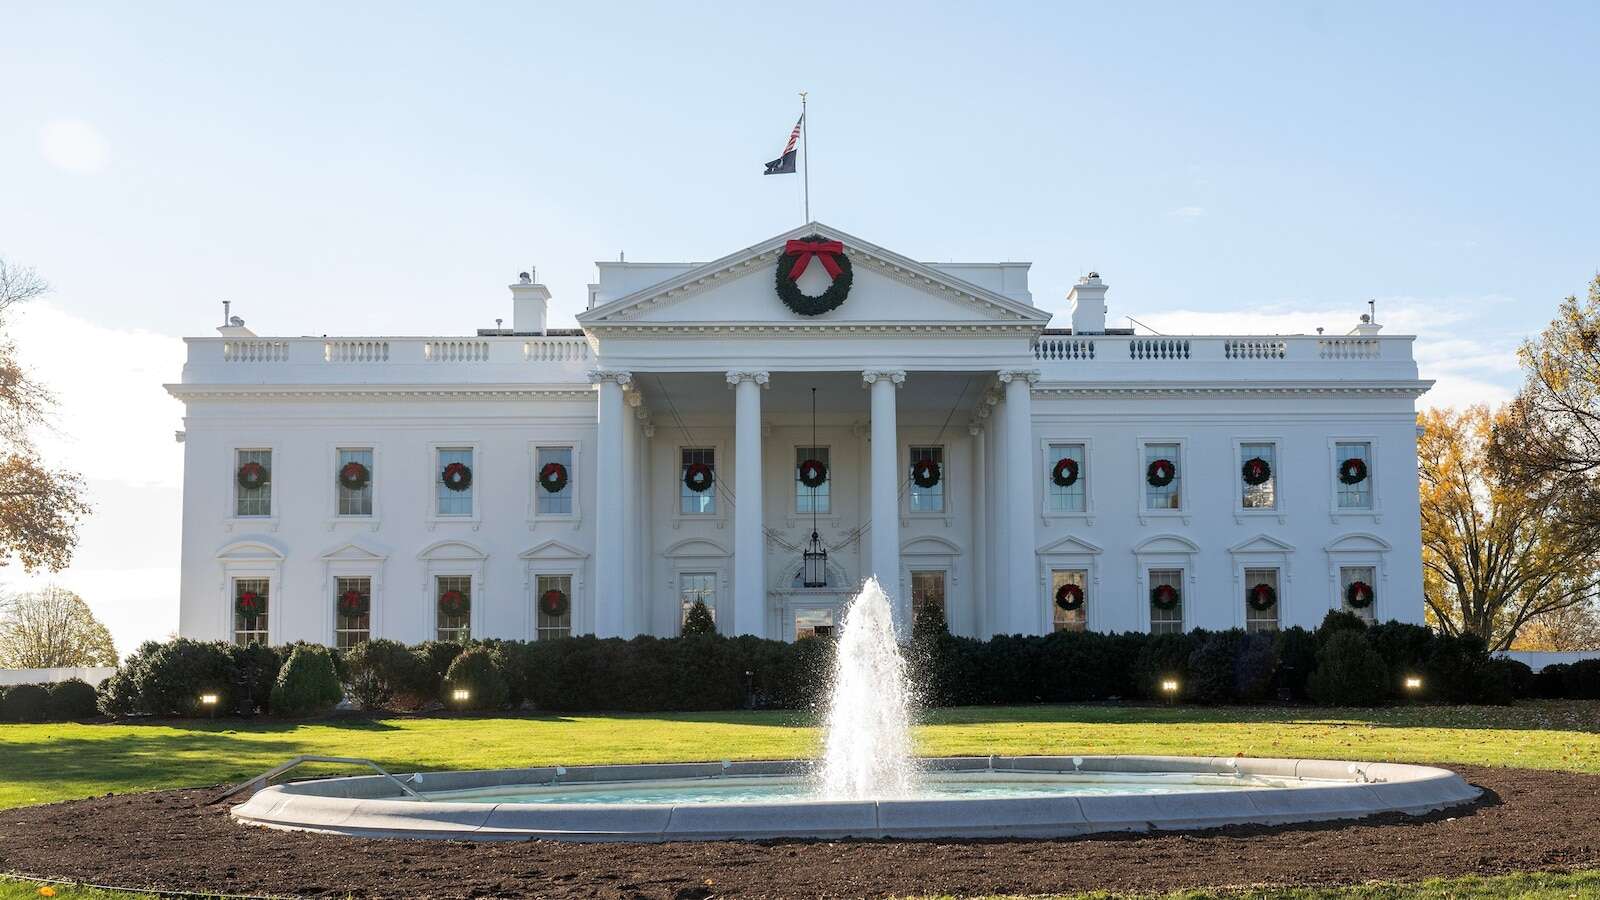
[169,223,1430,648]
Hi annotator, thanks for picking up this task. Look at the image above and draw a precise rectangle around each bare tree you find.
[0,257,90,571]
[1513,599,1600,652]
[0,585,117,668]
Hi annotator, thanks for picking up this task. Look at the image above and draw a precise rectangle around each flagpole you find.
[800,91,810,224]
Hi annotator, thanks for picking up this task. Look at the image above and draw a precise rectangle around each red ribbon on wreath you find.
[236,591,263,621]
[783,239,845,280]
[439,589,469,615]
[338,589,368,618]
[1248,582,1277,611]
[539,588,570,618]
[1054,582,1085,612]
[1346,580,1374,609]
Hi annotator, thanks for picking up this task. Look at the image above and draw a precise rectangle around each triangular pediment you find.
[577,223,1049,329]
[1037,534,1105,556]
[320,541,388,562]
[520,539,591,560]
[1229,534,1296,555]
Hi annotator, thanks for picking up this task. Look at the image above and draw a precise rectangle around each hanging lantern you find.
[802,530,828,589]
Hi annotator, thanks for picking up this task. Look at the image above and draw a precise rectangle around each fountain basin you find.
[230,756,1480,842]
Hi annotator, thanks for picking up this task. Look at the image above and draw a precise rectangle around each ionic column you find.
[864,369,906,634]
[727,370,769,637]
[999,368,1040,635]
[968,421,987,638]
[590,369,632,638]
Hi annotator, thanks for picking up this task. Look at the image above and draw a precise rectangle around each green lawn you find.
[2,701,1598,811]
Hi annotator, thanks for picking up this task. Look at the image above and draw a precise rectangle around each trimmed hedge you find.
[90,611,1548,718]
[270,645,344,717]
[0,683,49,722]
[46,678,101,719]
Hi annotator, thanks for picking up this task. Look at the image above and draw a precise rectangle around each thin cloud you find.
[38,118,111,174]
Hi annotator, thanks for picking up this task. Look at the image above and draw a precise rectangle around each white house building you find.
[168,223,1430,649]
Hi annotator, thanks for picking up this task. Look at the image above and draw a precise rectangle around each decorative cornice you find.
[582,321,1044,337]
[998,368,1042,385]
[861,369,907,388]
[724,370,770,388]
[163,383,595,402]
[587,368,633,386]
[1032,380,1434,398]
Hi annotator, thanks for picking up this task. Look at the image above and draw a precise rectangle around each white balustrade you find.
[1033,337,1096,361]
[222,340,289,362]
[424,340,490,362]
[1318,337,1380,360]
[324,340,390,363]
[523,339,591,362]
[1129,338,1190,360]
[1224,338,1286,360]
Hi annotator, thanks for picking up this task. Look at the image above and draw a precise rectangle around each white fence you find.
[0,666,116,686]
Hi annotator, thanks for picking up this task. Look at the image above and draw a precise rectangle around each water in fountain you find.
[815,576,920,800]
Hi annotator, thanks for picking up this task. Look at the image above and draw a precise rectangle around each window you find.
[908,447,945,513]
[334,576,371,649]
[435,575,471,642]
[1244,567,1280,633]
[680,448,716,515]
[796,446,830,514]
[1240,442,1277,510]
[1051,569,1087,633]
[1336,442,1373,509]
[234,449,271,517]
[1047,443,1087,513]
[337,448,374,517]
[795,608,835,640]
[233,577,269,646]
[679,572,716,628]
[1149,568,1184,634]
[435,448,474,517]
[536,446,574,515]
[536,574,572,640]
[910,570,947,633]
[1143,443,1181,510]
[1340,565,1377,624]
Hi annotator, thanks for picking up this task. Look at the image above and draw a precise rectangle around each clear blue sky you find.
[2,2,1598,652]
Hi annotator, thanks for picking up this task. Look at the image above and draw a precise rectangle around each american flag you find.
[764,113,803,175]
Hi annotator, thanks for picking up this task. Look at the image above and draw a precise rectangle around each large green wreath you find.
[1150,583,1181,611]
[774,235,852,317]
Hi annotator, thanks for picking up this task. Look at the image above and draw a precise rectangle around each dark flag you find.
[764,114,803,175]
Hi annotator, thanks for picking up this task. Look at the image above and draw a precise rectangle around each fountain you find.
[816,577,918,800]
[230,578,1481,841]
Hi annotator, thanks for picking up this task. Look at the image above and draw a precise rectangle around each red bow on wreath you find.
[783,239,845,280]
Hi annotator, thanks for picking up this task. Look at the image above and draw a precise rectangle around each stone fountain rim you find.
[229,755,1481,842]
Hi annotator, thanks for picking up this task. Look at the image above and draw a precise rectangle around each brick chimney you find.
[1067,272,1108,334]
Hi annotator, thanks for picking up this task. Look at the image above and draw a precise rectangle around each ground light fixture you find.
[451,688,471,704]
[1160,679,1180,703]
[1404,676,1423,690]
[199,692,219,719]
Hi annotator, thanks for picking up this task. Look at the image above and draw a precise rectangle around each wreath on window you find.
[911,459,942,489]
[538,461,569,494]
[1247,582,1277,612]
[438,589,470,616]
[1051,457,1080,487]
[1054,582,1085,612]
[683,462,714,493]
[1345,580,1375,609]
[442,461,473,492]
[1150,583,1181,611]
[798,458,828,489]
[1338,457,1369,485]
[774,234,853,317]
[235,591,265,622]
[236,461,268,491]
[1146,458,1176,488]
[1242,457,1272,486]
[539,588,570,618]
[337,588,369,618]
[338,460,370,491]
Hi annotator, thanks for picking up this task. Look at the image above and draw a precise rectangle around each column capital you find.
[725,370,770,388]
[997,368,1040,386]
[588,368,633,387]
[968,420,985,436]
[862,368,907,387]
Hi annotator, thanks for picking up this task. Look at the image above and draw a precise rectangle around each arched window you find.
[792,567,832,589]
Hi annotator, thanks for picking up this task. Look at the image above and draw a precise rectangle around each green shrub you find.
[126,638,238,716]
[1,683,50,722]
[1308,631,1390,706]
[46,679,101,719]
[1315,609,1368,645]
[269,645,344,717]
[682,601,718,636]
[1187,631,1243,704]
[228,642,283,715]
[96,670,139,717]
[344,639,421,710]
[1490,658,1535,700]
[1564,659,1600,699]
[1366,621,1433,689]
[1232,632,1280,703]
[1272,626,1317,700]
[1534,662,1571,698]
[1424,633,1499,704]
[442,645,510,710]
[412,641,463,695]
[1132,631,1201,700]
